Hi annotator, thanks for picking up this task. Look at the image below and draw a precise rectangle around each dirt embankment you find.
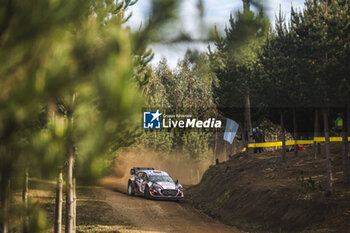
[186,144,350,233]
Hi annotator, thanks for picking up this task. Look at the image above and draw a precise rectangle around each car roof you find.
[139,170,169,176]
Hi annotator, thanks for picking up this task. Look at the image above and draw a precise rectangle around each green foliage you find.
[210,2,269,123]
[0,0,185,230]
[296,170,320,192]
[257,0,350,133]
[23,0,145,182]
[260,9,300,106]
[141,54,216,160]
[136,130,175,155]
[182,131,210,160]
[8,201,47,233]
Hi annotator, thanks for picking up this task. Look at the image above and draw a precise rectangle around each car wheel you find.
[127,182,135,196]
[144,186,150,199]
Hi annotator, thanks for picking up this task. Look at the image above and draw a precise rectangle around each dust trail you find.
[100,150,212,193]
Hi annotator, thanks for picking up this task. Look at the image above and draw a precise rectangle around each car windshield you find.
[150,176,173,183]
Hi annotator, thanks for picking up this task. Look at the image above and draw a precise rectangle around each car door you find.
[135,172,144,192]
[140,173,149,193]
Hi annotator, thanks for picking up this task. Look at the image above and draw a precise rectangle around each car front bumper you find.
[149,189,184,200]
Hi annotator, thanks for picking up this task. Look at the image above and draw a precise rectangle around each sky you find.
[126,0,305,68]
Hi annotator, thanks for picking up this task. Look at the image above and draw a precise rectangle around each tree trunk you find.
[342,105,350,183]
[293,107,298,157]
[214,128,218,164]
[66,93,76,233]
[0,175,10,233]
[233,139,237,155]
[323,108,332,196]
[241,122,247,154]
[65,144,75,233]
[22,170,28,203]
[348,105,350,174]
[244,93,252,155]
[73,177,76,232]
[280,111,286,162]
[197,169,200,183]
[55,170,63,233]
[22,170,29,233]
[313,108,320,159]
[243,0,250,12]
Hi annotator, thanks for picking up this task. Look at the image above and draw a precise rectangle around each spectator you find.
[335,114,343,136]
[253,127,265,153]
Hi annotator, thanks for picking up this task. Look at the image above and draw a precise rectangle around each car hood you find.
[156,182,176,190]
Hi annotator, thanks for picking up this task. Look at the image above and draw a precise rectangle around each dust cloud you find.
[99,149,213,193]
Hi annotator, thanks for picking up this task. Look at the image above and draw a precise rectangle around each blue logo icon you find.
[143,110,161,129]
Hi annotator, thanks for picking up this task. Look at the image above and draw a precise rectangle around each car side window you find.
[142,173,147,180]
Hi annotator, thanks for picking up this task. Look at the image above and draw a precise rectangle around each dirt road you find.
[101,188,243,233]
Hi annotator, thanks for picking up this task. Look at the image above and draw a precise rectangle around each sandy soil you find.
[29,178,242,233]
[101,187,242,233]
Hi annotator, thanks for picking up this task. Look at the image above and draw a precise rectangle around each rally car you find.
[127,167,184,201]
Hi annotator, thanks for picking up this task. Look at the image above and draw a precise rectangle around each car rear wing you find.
[130,167,154,175]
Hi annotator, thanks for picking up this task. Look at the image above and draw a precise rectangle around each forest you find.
[0,0,349,232]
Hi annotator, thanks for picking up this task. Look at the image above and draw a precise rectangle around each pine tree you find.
[210,0,269,154]
[0,0,182,231]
